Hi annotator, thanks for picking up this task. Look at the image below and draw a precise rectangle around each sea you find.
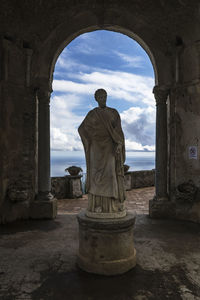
[51,150,155,177]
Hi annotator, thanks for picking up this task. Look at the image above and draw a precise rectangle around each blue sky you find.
[50,30,155,152]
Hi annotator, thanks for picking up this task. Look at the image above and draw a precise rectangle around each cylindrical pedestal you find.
[77,211,136,275]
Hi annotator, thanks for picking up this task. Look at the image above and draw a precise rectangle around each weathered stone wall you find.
[51,176,83,199]
[170,42,200,189]
[168,42,200,222]
[171,85,200,190]
[0,38,37,223]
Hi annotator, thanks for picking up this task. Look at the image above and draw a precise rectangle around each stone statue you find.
[78,89,126,218]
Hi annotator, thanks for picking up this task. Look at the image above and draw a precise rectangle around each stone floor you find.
[58,186,152,215]
[0,187,200,300]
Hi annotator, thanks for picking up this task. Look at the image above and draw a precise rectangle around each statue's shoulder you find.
[86,108,96,116]
[84,108,97,121]
[107,107,119,115]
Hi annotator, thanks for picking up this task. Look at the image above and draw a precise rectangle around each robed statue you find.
[78,89,126,218]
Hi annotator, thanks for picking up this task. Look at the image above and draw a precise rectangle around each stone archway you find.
[1,1,200,224]
[30,9,172,219]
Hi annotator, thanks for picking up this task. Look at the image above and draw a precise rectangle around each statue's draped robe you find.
[78,107,126,207]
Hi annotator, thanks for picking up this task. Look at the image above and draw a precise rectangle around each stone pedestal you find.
[65,175,83,198]
[77,211,136,275]
[149,198,175,218]
[30,198,57,219]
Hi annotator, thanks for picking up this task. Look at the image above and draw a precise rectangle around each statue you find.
[78,89,126,218]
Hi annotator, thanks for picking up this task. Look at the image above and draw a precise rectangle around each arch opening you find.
[50,29,156,214]
[50,26,158,85]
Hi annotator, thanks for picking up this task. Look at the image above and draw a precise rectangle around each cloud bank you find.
[50,31,155,152]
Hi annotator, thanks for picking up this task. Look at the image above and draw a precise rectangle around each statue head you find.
[94,89,107,108]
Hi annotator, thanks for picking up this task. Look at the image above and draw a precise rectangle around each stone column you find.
[30,82,57,219]
[149,85,174,218]
[154,85,169,201]
[37,86,53,200]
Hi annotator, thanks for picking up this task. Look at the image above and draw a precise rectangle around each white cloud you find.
[114,51,144,68]
[53,69,155,107]
[51,94,80,110]
[55,53,91,74]
[125,139,155,151]
[121,106,155,123]
[50,94,85,151]
[73,44,94,55]
[50,93,155,152]
[51,127,83,151]
[69,32,108,55]
[121,106,156,148]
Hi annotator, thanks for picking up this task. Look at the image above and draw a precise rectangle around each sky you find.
[50,30,155,153]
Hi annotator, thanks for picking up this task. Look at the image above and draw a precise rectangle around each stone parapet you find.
[130,169,155,189]
[51,175,83,199]
[51,170,155,199]
[51,177,68,199]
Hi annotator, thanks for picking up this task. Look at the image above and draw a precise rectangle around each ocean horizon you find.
[51,150,155,177]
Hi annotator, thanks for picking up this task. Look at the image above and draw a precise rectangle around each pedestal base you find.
[65,175,83,198]
[77,210,136,275]
[30,198,57,219]
[149,197,175,218]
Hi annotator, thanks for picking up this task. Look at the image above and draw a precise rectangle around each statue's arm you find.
[78,121,89,149]
[78,120,85,137]
[78,111,93,141]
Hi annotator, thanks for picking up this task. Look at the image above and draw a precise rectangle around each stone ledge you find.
[29,199,57,219]
[51,170,155,199]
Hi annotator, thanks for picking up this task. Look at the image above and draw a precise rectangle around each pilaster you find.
[149,85,174,218]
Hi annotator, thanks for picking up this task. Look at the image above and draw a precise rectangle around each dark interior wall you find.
[0,0,199,223]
